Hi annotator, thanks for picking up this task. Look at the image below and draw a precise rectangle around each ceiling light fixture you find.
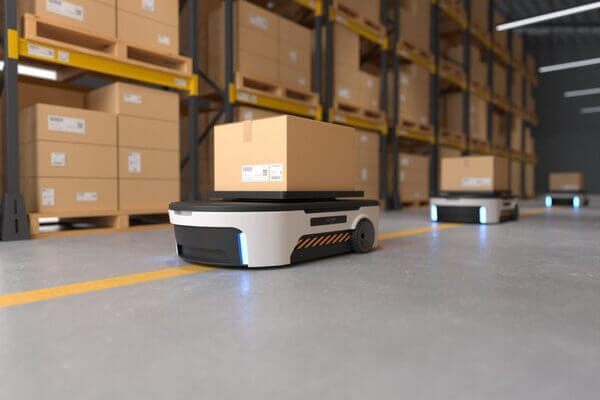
[539,57,600,73]
[564,87,600,97]
[496,1,600,31]
[580,106,600,114]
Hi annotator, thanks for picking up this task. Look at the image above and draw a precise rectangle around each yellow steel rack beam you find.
[231,84,322,120]
[439,136,466,151]
[19,38,197,93]
[470,27,492,49]
[330,7,388,49]
[432,0,468,29]
[329,109,387,134]
[397,45,436,74]
[439,71,467,90]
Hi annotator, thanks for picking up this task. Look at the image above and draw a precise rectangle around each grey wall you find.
[535,42,600,194]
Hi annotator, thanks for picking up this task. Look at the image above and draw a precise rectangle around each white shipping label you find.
[47,115,86,134]
[366,78,374,88]
[142,0,156,12]
[298,78,307,87]
[28,43,55,59]
[128,152,142,173]
[50,152,66,167]
[123,93,143,104]
[462,177,492,187]
[361,168,368,181]
[42,188,56,207]
[338,88,351,99]
[157,34,171,46]
[400,158,409,167]
[242,164,269,182]
[360,134,368,143]
[288,51,298,63]
[46,0,84,21]
[76,192,98,202]
[58,50,70,63]
[249,14,268,30]
[269,164,283,182]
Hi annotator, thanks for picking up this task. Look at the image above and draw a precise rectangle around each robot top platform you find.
[436,191,514,199]
[208,191,364,201]
[170,199,380,213]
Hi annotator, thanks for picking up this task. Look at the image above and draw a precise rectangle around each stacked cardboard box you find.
[511,116,522,152]
[526,54,537,76]
[491,111,507,148]
[207,1,312,95]
[525,164,535,198]
[337,0,380,26]
[524,127,534,155]
[493,11,508,52]
[512,34,524,64]
[214,115,357,192]
[549,173,584,192]
[440,93,487,142]
[86,82,180,211]
[356,129,380,200]
[399,153,429,203]
[470,0,489,34]
[525,81,536,115]
[437,147,462,190]
[492,62,507,99]
[117,0,179,54]
[446,43,488,90]
[391,64,430,126]
[511,160,522,196]
[399,0,430,53]
[441,156,509,193]
[20,104,118,213]
[512,73,523,109]
[18,0,116,37]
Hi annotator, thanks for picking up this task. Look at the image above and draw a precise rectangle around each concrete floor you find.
[1,199,599,399]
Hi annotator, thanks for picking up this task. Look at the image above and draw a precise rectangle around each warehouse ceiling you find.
[496,0,600,45]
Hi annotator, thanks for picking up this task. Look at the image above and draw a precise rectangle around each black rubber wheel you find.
[351,219,375,253]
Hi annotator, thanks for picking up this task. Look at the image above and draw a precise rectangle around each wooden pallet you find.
[401,200,429,208]
[493,44,512,65]
[333,99,385,122]
[491,94,511,112]
[397,40,435,73]
[470,81,491,101]
[469,138,491,154]
[439,129,466,150]
[332,1,386,38]
[493,146,510,158]
[29,209,171,239]
[397,118,435,143]
[439,0,468,27]
[470,25,491,48]
[22,13,192,76]
[439,59,467,89]
[236,72,320,106]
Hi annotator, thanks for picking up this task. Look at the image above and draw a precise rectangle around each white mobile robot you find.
[430,192,519,224]
[169,192,380,268]
[544,192,589,208]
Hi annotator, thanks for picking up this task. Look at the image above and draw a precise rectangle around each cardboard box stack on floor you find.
[117,0,179,54]
[439,93,487,142]
[511,116,522,153]
[399,0,430,54]
[214,115,357,192]
[86,82,180,211]
[18,0,117,37]
[525,164,535,198]
[394,64,430,126]
[399,153,430,203]
[355,129,380,200]
[206,0,312,95]
[549,172,584,192]
[441,156,509,193]
[511,160,522,197]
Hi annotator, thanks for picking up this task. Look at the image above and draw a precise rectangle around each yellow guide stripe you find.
[378,224,462,241]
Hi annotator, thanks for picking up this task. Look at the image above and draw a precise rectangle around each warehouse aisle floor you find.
[1,200,599,399]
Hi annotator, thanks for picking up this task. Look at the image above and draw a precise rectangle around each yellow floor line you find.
[0,208,551,309]
[520,208,549,217]
[0,265,213,309]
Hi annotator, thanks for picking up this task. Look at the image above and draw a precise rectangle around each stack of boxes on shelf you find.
[356,130,380,200]
[523,126,535,198]
[205,0,314,97]
[398,153,430,205]
[399,0,430,55]
[470,0,489,41]
[493,11,509,60]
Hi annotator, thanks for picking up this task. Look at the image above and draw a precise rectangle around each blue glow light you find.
[573,196,581,208]
[430,205,438,222]
[545,195,553,208]
[238,232,249,265]
[479,207,488,224]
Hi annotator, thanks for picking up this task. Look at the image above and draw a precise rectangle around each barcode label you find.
[157,34,171,46]
[46,0,84,21]
[269,164,283,182]
[123,93,142,104]
[128,152,142,173]
[47,115,86,134]
[462,177,492,187]
[288,51,298,63]
[50,152,66,167]
[76,192,97,202]
[242,164,269,182]
[42,188,55,207]
[142,0,155,12]
[298,77,307,87]
[338,88,351,99]
[28,43,55,59]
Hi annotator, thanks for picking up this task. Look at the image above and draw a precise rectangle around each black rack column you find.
[430,0,440,196]
[486,0,494,147]
[388,0,400,209]
[224,0,234,122]
[323,0,333,123]
[187,0,199,201]
[463,0,471,155]
[507,29,513,189]
[1,1,30,241]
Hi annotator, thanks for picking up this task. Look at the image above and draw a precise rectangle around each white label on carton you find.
[270,164,283,182]
[360,134,368,143]
[298,78,307,87]
[142,0,155,12]
[174,78,187,87]
[338,88,351,99]
[361,168,368,181]
[242,111,254,120]
[48,115,86,134]
[400,158,409,167]
[123,93,143,104]
[249,14,268,30]
[58,50,70,63]
[128,152,142,173]
[42,188,55,207]
[76,192,97,202]
[242,164,269,182]
[462,177,492,187]
[50,152,66,167]
[288,51,298,63]
[401,76,409,85]
[28,43,55,59]
[157,34,171,46]
[366,78,374,88]
[46,0,84,21]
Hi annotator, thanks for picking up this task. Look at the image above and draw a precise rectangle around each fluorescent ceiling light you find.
[564,87,600,97]
[580,106,600,114]
[539,57,600,73]
[497,1,600,31]
[0,61,57,80]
